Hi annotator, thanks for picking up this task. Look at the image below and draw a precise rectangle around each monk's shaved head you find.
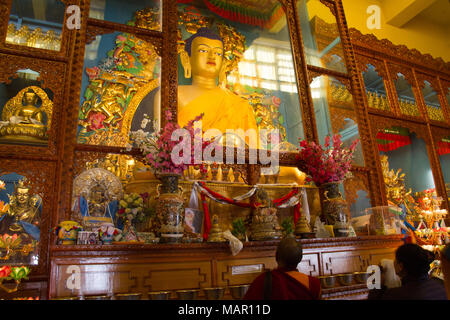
[276,236,303,270]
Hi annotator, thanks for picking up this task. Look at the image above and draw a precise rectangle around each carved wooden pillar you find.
[56,0,89,225]
[333,0,385,207]
[286,0,320,143]
[161,0,178,128]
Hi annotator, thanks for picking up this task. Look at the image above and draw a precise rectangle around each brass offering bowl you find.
[319,276,336,289]
[203,287,225,300]
[114,293,142,300]
[83,294,111,300]
[354,272,369,284]
[228,285,250,299]
[50,296,80,300]
[148,291,171,300]
[337,273,354,286]
[176,289,199,300]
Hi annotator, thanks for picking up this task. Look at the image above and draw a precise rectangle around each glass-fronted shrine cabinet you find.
[0,0,448,299]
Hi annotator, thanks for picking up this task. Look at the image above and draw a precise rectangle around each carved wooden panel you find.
[322,247,396,275]
[51,260,212,299]
[349,28,450,77]
[217,257,277,287]
[0,0,78,58]
[297,253,320,276]
[0,53,66,159]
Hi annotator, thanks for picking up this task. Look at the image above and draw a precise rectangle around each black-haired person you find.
[442,244,450,299]
[243,237,321,300]
[368,243,447,300]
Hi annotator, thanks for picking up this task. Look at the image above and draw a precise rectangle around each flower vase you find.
[320,182,350,237]
[155,173,185,243]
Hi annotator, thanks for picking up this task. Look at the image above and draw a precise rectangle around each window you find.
[228,40,298,93]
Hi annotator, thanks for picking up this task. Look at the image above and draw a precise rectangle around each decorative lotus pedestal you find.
[321,182,350,237]
[0,265,31,293]
[156,173,185,243]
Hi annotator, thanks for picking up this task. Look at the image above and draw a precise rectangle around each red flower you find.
[87,112,106,131]
[0,266,12,278]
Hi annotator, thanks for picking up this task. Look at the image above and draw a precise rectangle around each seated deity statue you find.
[0,178,41,244]
[154,28,258,146]
[249,189,282,240]
[0,87,52,142]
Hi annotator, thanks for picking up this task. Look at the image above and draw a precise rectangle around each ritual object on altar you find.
[294,215,314,238]
[207,215,226,243]
[366,206,402,236]
[249,189,282,241]
[297,134,358,237]
[130,110,211,244]
[414,190,448,247]
[380,155,417,218]
[55,221,83,245]
[98,222,121,245]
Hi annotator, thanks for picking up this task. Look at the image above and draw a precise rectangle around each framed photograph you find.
[77,231,89,245]
[184,208,204,234]
[87,232,99,245]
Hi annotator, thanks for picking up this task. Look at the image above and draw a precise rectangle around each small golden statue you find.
[0,178,41,244]
[380,155,416,217]
[207,215,226,243]
[249,189,282,241]
[0,86,52,143]
[294,215,312,236]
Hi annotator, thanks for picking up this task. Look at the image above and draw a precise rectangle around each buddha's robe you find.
[243,268,322,300]
[178,87,258,146]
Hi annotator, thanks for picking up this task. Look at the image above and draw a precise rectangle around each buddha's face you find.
[23,92,37,106]
[16,187,30,205]
[190,36,224,78]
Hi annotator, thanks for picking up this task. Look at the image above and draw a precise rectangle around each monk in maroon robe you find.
[244,237,321,300]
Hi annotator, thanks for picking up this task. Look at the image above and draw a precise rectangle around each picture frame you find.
[184,208,204,234]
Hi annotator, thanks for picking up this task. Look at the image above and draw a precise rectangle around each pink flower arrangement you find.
[297,134,358,186]
[130,110,212,175]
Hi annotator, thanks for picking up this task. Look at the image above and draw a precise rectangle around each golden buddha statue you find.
[153,28,258,144]
[0,86,52,143]
[0,178,41,243]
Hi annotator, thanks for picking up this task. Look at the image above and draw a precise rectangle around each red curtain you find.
[438,140,450,155]
[376,131,411,152]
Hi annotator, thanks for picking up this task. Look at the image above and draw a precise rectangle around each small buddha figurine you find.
[249,189,282,241]
[0,178,41,244]
[207,214,226,243]
[0,87,50,142]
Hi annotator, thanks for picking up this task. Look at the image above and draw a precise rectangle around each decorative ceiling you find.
[178,0,285,29]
